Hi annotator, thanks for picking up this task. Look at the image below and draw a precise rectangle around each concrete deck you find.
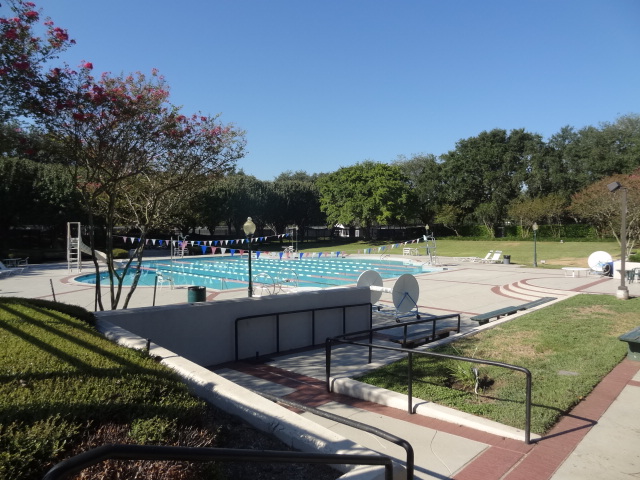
[2,254,639,479]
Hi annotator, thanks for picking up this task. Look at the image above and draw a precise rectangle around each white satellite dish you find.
[587,251,612,271]
[392,274,420,313]
[357,269,384,304]
[357,270,420,314]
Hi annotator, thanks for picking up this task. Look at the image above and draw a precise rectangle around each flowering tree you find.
[569,172,640,258]
[0,0,74,121]
[40,66,246,309]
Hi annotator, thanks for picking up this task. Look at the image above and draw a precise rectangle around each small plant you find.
[447,346,492,394]
[129,416,177,445]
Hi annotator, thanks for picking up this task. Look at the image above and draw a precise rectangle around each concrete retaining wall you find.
[96,287,372,367]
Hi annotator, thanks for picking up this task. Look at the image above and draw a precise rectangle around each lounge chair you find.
[467,251,493,262]
[0,261,24,275]
[480,250,503,263]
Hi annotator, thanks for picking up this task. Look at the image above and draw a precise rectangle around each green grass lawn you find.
[356,294,640,435]
[0,298,338,480]
[0,298,220,479]
[298,239,621,268]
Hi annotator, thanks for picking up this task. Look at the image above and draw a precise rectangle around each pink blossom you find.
[24,11,39,20]
[52,27,68,41]
[82,62,93,70]
[5,29,19,39]
[13,61,30,70]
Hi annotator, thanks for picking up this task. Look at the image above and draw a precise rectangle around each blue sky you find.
[40,1,640,180]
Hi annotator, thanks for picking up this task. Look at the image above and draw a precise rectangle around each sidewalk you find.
[2,256,639,479]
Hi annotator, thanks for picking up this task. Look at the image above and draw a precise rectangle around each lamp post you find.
[243,217,256,297]
[607,182,629,300]
[532,222,539,267]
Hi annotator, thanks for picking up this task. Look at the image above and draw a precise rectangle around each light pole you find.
[607,182,629,300]
[243,217,256,297]
[532,222,539,267]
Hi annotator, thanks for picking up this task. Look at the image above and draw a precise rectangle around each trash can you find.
[187,286,206,302]
[503,255,511,265]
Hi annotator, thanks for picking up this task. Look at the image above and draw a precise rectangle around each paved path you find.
[2,255,639,479]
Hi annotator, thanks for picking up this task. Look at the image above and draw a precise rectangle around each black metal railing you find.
[326,325,533,444]
[342,313,461,364]
[258,391,414,479]
[42,444,394,480]
[235,302,372,361]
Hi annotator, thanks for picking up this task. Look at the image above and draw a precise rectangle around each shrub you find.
[112,248,129,259]
[0,416,80,480]
[0,297,95,325]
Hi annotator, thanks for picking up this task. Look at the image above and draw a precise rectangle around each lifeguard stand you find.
[423,234,438,265]
[67,222,82,272]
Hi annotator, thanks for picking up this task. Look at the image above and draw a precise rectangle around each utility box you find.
[619,326,640,361]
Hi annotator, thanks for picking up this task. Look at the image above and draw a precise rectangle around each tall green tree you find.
[317,161,413,239]
[209,172,270,235]
[269,171,323,241]
[440,128,543,236]
[534,115,640,201]
[0,157,82,253]
[393,154,442,224]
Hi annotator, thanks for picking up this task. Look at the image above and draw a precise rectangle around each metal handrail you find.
[259,391,414,479]
[335,314,461,364]
[42,444,394,480]
[235,302,372,361]
[326,330,533,444]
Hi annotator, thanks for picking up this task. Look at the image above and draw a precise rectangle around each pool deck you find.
[2,254,640,479]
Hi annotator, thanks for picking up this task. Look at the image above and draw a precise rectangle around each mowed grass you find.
[356,294,640,434]
[0,298,226,479]
[0,300,340,480]
[300,239,621,267]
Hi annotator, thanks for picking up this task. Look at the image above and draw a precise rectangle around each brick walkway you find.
[223,357,640,479]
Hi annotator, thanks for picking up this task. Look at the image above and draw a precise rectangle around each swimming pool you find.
[75,256,438,291]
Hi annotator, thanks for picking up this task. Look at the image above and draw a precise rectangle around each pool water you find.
[75,256,437,291]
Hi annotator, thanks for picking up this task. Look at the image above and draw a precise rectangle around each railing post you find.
[276,314,280,354]
[369,304,373,363]
[525,369,532,444]
[325,338,332,393]
[234,320,239,361]
[408,352,413,414]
